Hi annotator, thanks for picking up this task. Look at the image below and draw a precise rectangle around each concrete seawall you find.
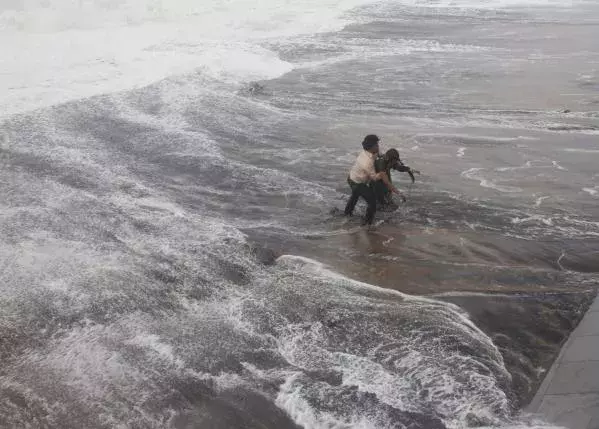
[528,295,599,429]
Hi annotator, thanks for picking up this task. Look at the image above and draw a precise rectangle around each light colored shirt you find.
[349,150,377,184]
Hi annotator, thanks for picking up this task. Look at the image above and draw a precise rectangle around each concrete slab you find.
[562,336,599,363]
[573,312,599,338]
[529,294,599,429]
[546,362,599,395]
[536,394,599,429]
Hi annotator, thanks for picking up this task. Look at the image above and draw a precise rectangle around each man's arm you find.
[378,172,406,201]
[366,155,404,199]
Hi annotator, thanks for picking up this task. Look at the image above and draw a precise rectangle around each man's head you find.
[362,134,380,154]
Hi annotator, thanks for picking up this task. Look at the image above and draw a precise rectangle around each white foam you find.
[292,36,488,72]
[126,334,185,369]
[461,168,523,193]
[393,0,581,9]
[271,255,514,429]
[552,160,567,171]
[335,352,417,410]
[563,148,599,153]
[276,373,376,429]
[382,236,394,246]
[277,255,411,299]
[276,255,492,331]
[546,125,599,135]
[534,196,550,207]
[418,133,540,143]
[135,197,187,218]
[511,214,554,226]
[582,187,598,196]
[457,147,466,157]
[17,324,145,402]
[556,250,567,270]
[0,0,378,117]
[496,160,567,172]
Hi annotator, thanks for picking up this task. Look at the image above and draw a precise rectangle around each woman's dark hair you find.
[386,148,400,161]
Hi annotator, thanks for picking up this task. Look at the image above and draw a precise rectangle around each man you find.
[374,148,420,208]
[344,135,402,225]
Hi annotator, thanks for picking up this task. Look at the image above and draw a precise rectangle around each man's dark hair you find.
[362,134,380,150]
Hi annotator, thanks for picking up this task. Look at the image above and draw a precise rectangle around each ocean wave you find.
[0,0,380,117]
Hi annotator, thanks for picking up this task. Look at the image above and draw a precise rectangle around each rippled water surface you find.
[1,0,598,428]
